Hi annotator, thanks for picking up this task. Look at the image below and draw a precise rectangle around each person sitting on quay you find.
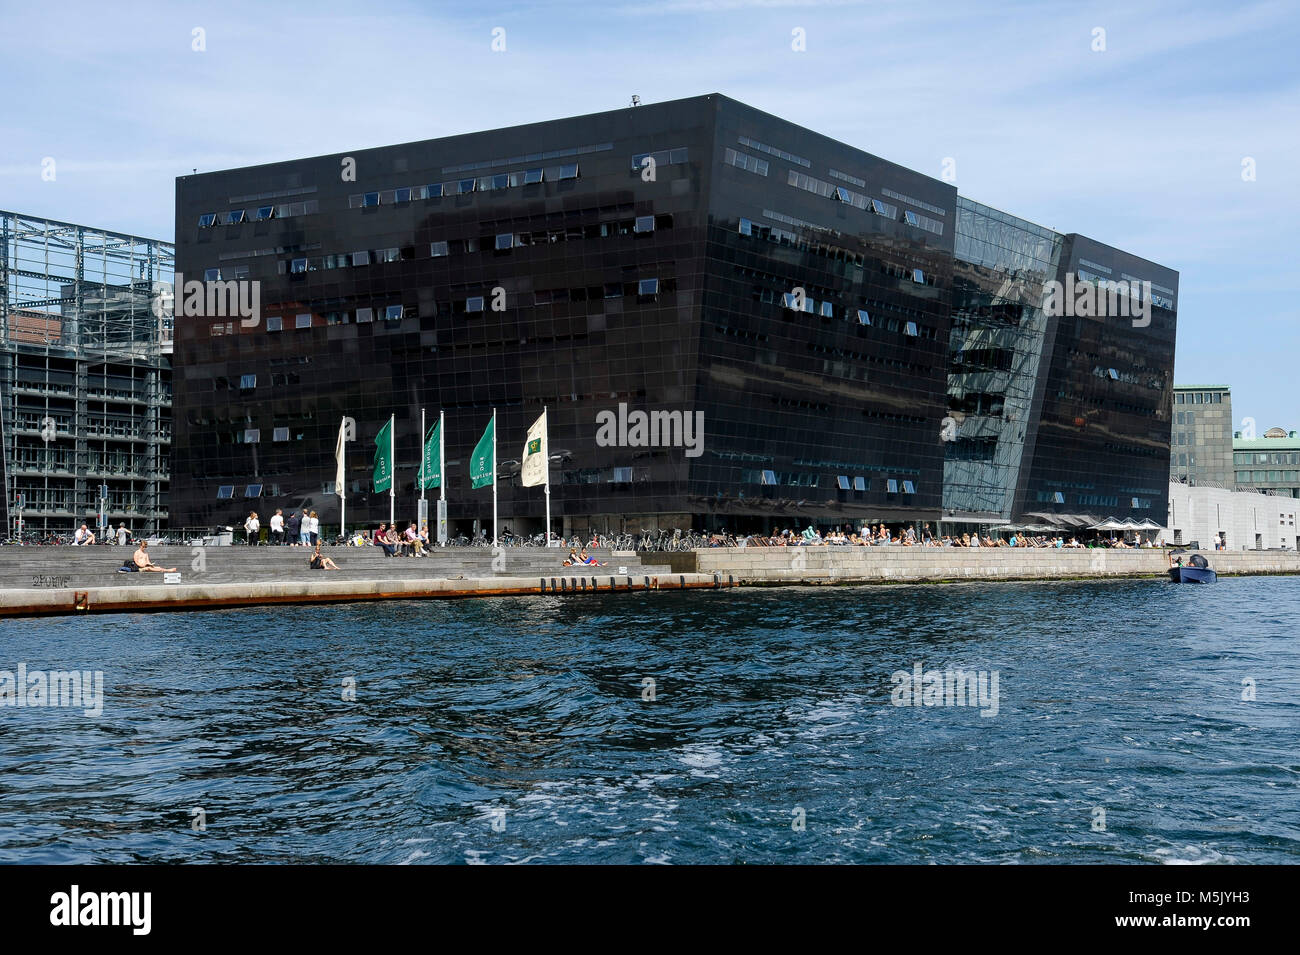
[74,523,95,546]
[132,541,176,573]
[402,522,425,557]
[419,523,432,551]
[563,548,579,566]
[579,548,605,566]
[309,540,340,570]
[373,523,397,557]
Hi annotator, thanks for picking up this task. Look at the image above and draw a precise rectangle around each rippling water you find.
[2,577,1298,864]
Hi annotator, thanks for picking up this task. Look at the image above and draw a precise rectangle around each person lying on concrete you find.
[133,541,176,572]
[310,541,340,570]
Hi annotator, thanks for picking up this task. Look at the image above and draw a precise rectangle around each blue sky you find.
[1,0,1296,427]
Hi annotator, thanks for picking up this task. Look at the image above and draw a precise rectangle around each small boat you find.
[1168,551,1217,584]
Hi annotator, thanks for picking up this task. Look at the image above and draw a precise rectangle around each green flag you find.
[421,421,441,490]
[373,418,393,492]
[470,417,494,489]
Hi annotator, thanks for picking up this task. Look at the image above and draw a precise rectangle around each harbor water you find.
[1,576,1298,864]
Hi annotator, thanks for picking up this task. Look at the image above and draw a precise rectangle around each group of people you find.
[244,509,321,546]
[742,524,1161,549]
[352,522,430,557]
[563,548,605,566]
[72,522,132,546]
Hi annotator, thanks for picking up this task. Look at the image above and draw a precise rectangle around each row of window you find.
[1234,451,1300,465]
[197,200,319,228]
[724,147,769,176]
[233,278,671,337]
[1237,470,1300,483]
[346,163,580,210]
[1175,391,1225,404]
[276,214,671,277]
[737,469,917,494]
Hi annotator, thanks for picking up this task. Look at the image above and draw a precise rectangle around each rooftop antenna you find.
[630,95,641,107]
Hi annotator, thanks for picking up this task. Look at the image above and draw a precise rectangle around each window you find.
[198,213,217,228]
[911,268,925,284]
[904,321,919,336]
[835,186,852,203]
[739,217,753,236]
[295,314,311,329]
[1053,491,1065,504]
[290,258,307,274]
[857,309,871,326]
[466,296,485,313]
[430,241,449,257]
[355,307,374,323]
[837,475,851,490]
[352,251,371,267]
[634,215,655,234]
[216,485,234,499]
[221,209,243,225]
[384,305,403,321]
[426,183,443,198]
[638,278,659,296]
[820,302,834,318]
[254,205,275,221]
[611,467,632,483]
[458,178,476,195]
[604,283,622,299]
[887,479,899,494]
[1108,368,1120,380]
[363,192,380,207]
[557,163,579,180]
[492,174,509,190]
[239,374,256,389]
[523,167,543,184]
[903,481,916,495]
[394,187,411,203]
[204,268,221,281]
[273,427,289,442]
[243,429,260,444]
[378,247,399,263]
[853,476,867,492]
[870,199,889,216]
[495,233,513,250]
[245,484,262,498]
[266,316,282,332]
[761,469,777,485]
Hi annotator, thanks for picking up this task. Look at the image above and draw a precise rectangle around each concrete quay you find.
[0,545,719,618]
[686,545,1300,584]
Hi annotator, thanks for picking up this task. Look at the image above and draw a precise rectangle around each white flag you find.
[521,410,548,488]
[335,418,346,496]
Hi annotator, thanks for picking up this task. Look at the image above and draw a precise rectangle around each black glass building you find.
[170,94,1177,535]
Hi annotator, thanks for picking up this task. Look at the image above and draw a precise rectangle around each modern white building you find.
[1166,481,1298,551]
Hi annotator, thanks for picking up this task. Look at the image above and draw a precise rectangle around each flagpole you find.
[419,407,425,532]
[340,419,346,541]
[543,405,551,546]
[388,412,395,527]
[439,409,445,546]
[491,407,498,545]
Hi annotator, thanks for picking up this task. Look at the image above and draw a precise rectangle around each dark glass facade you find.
[170,94,1177,534]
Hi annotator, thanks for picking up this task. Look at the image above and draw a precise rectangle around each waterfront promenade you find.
[2,544,1298,617]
